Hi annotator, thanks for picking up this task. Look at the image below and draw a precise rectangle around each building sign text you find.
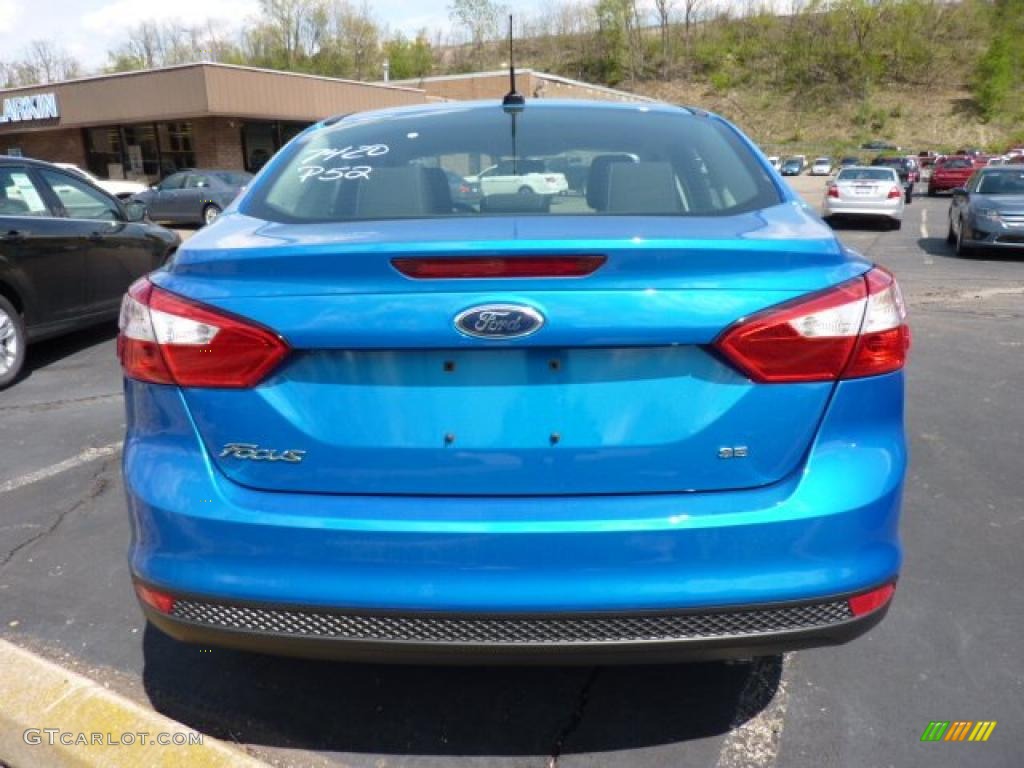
[0,93,59,124]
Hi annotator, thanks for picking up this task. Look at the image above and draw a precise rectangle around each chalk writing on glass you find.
[297,165,373,182]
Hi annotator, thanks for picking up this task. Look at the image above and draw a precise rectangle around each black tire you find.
[955,220,974,258]
[890,218,903,231]
[517,186,535,196]
[928,187,937,198]
[0,295,27,389]
[905,187,914,204]
[202,204,222,226]
[946,218,956,245]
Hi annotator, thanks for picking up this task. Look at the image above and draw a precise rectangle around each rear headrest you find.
[354,166,452,218]
[605,162,683,214]
[586,154,638,211]
[479,193,552,214]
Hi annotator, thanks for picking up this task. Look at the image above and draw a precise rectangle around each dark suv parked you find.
[871,156,916,202]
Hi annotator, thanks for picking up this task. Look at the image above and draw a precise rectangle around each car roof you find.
[838,165,897,172]
[0,155,79,170]
[318,98,700,129]
[170,168,249,174]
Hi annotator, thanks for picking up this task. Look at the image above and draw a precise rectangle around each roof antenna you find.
[502,14,525,110]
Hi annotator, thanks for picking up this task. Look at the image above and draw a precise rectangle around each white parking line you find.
[920,208,934,265]
[0,442,122,495]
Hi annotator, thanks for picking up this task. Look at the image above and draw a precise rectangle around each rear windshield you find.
[837,168,897,181]
[243,105,781,222]
[941,159,973,169]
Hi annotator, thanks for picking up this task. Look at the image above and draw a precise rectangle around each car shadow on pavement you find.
[916,237,953,257]
[917,237,1024,262]
[142,625,782,757]
[17,322,118,384]
[824,218,897,232]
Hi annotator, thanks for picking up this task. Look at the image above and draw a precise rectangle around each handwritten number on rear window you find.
[297,145,389,183]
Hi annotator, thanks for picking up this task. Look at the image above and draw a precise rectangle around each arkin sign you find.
[0,93,59,124]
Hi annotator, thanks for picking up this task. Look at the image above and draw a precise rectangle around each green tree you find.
[385,33,434,80]
[975,0,1024,121]
[448,0,503,65]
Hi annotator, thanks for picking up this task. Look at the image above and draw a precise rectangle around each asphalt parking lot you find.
[1,182,1022,768]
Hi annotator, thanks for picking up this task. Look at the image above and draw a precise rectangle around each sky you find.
[0,0,545,71]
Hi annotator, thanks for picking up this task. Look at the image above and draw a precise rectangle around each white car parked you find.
[768,156,782,171]
[822,166,905,230]
[468,160,569,196]
[810,157,833,176]
[54,163,148,200]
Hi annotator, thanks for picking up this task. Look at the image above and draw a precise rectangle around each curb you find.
[0,639,269,768]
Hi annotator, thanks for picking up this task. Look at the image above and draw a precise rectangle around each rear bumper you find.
[139,587,892,664]
[123,371,905,657]
[823,199,903,219]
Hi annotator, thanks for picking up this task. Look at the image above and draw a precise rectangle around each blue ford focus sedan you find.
[119,100,909,663]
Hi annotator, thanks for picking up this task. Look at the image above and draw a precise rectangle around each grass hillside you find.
[447,0,1024,155]
[633,82,999,156]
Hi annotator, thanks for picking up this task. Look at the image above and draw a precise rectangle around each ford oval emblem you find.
[454,304,545,339]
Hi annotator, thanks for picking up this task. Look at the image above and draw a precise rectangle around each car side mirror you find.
[122,201,148,222]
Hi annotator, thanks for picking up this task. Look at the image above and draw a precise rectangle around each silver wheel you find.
[203,204,221,225]
[0,307,18,377]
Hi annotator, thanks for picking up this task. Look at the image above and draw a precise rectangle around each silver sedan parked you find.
[947,167,1024,257]
[822,166,905,230]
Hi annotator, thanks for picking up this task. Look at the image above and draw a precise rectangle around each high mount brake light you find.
[714,267,909,383]
[392,256,607,279]
[117,278,289,388]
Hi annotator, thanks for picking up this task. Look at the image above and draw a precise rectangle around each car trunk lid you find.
[155,207,867,496]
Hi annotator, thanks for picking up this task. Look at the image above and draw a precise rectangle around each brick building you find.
[0,63,646,182]
[0,62,426,182]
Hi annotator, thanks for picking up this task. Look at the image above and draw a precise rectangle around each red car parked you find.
[928,156,979,195]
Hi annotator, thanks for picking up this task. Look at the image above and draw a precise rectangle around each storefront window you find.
[243,121,310,172]
[157,122,195,175]
[84,122,196,182]
[85,127,123,179]
[243,122,276,173]
[122,124,159,180]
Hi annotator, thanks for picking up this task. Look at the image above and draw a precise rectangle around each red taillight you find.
[391,256,606,279]
[827,184,839,198]
[844,268,911,378]
[134,583,176,614]
[714,267,909,383]
[117,278,289,388]
[848,582,896,617]
[887,185,903,199]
